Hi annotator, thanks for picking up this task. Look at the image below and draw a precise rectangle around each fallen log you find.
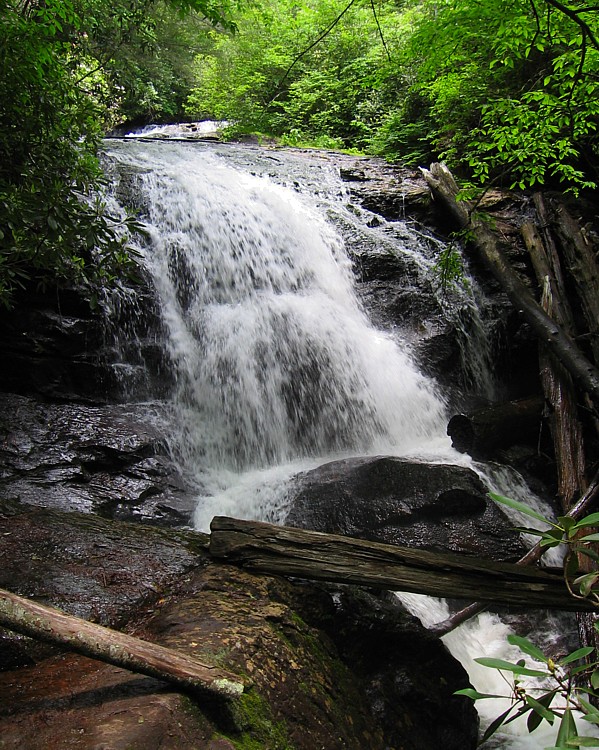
[421,163,599,415]
[209,516,595,611]
[447,396,544,458]
[0,588,245,699]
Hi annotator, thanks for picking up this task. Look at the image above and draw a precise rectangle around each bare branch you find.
[271,0,358,99]
[370,0,391,61]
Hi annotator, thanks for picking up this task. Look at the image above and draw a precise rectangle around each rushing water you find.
[104,135,576,748]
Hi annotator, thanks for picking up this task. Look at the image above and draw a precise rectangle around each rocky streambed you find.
[0,144,556,749]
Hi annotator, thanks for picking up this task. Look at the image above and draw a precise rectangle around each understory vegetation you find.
[1,0,598,304]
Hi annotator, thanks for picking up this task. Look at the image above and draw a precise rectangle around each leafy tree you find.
[0,0,236,308]
[185,0,394,147]
[372,0,599,192]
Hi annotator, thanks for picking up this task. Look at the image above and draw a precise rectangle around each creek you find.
[104,132,577,749]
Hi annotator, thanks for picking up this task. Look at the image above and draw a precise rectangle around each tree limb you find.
[0,588,245,700]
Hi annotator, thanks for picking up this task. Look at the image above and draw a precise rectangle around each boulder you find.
[0,499,478,750]
[285,455,527,561]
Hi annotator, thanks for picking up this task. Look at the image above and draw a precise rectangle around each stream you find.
[104,131,579,749]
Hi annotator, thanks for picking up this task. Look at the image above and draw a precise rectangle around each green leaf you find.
[564,738,599,747]
[572,513,599,529]
[556,707,578,747]
[574,573,599,598]
[526,693,556,731]
[454,688,503,700]
[560,647,595,666]
[487,493,553,524]
[559,516,578,533]
[592,671,599,690]
[507,634,548,663]
[578,534,599,543]
[474,657,548,677]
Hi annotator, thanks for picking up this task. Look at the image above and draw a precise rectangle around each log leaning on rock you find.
[0,587,245,699]
[209,516,595,611]
[421,162,599,416]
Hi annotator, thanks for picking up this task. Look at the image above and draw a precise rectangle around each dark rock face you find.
[0,287,107,402]
[339,160,436,225]
[0,500,478,750]
[309,586,479,750]
[285,455,526,560]
[0,393,194,526]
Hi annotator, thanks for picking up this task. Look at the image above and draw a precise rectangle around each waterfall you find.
[104,137,574,749]
[106,141,451,493]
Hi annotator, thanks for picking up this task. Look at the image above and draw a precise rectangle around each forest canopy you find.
[1,0,598,305]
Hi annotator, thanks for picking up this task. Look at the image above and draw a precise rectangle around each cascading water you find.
[104,135,575,748]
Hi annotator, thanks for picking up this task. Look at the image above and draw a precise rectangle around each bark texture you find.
[209,516,594,611]
[421,163,599,413]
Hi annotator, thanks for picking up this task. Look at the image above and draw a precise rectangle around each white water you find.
[105,138,575,748]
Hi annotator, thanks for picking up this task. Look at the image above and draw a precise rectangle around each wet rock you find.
[339,159,434,224]
[0,287,108,402]
[0,394,195,526]
[0,497,208,638]
[0,503,477,750]
[285,455,526,561]
[307,586,479,750]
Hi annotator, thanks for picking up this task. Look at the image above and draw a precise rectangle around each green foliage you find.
[456,631,599,747]
[185,0,395,147]
[371,0,599,190]
[0,0,134,306]
[489,493,599,603]
[0,0,236,308]
[182,0,599,190]
[458,495,599,746]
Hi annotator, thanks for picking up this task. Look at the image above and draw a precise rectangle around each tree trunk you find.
[0,588,245,699]
[421,163,599,415]
[209,516,594,611]
[522,208,586,506]
[551,200,599,366]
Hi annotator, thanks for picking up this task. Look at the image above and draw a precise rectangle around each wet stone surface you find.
[0,394,195,526]
[285,455,527,561]
[0,502,478,749]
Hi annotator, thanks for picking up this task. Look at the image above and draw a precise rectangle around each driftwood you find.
[447,397,544,457]
[0,587,245,699]
[421,163,599,415]
[209,516,595,611]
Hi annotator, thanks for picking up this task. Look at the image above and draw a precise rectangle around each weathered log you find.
[421,163,599,415]
[0,587,245,699]
[551,200,599,365]
[209,516,595,611]
[447,396,544,457]
[523,209,586,507]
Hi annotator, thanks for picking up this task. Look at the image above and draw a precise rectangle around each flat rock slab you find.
[0,393,195,525]
[0,502,477,750]
[0,497,208,668]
